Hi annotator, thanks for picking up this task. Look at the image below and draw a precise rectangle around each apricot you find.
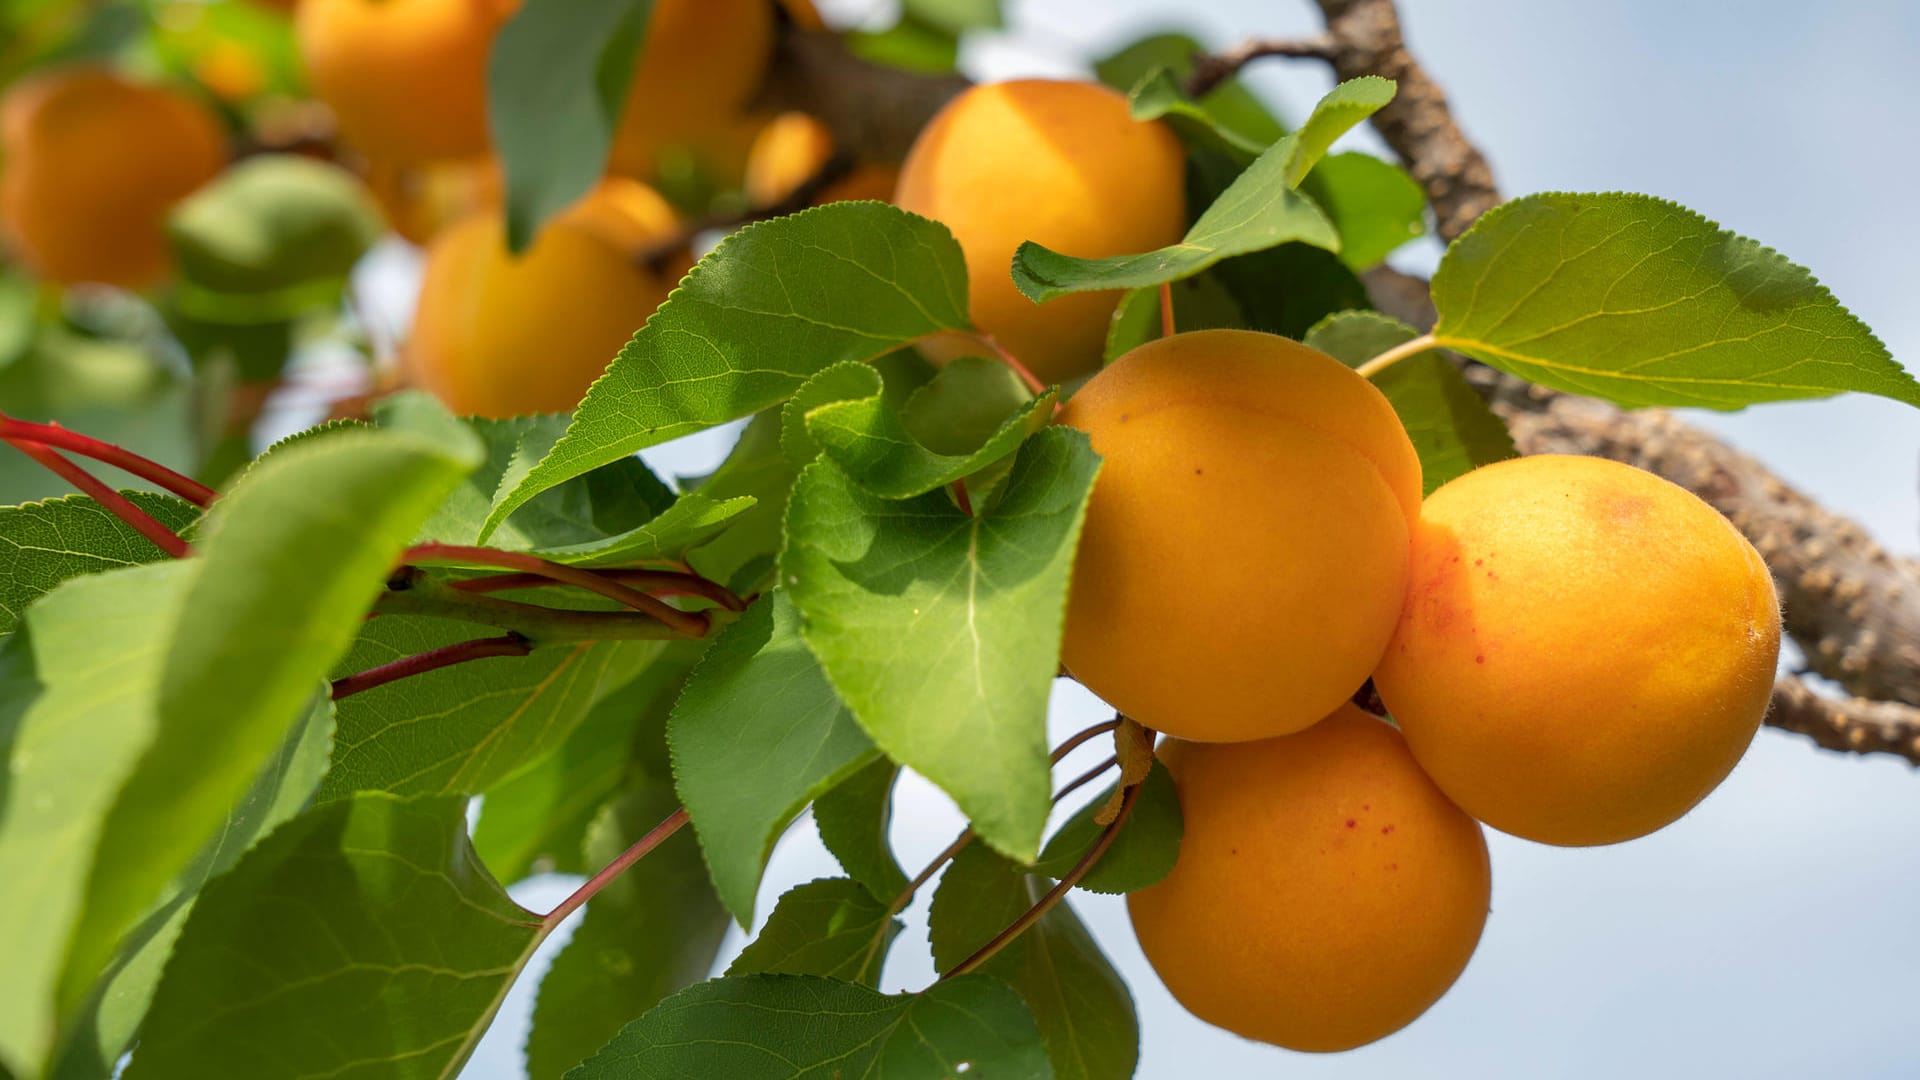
[1060,330,1421,742]
[1373,454,1781,846]
[403,178,683,418]
[893,80,1186,385]
[0,67,225,288]
[297,0,519,163]
[743,112,899,207]
[605,0,776,180]
[1130,705,1491,1052]
[365,156,504,245]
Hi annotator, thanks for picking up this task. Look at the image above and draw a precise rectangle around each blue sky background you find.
[459,2,1920,1076]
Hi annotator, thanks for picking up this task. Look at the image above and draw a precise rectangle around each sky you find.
[460,2,1920,1077]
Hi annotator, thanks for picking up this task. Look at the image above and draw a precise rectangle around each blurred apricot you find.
[744,112,899,207]
[365,156,503,245]
[0,67,226,288]
[606,0,776,180]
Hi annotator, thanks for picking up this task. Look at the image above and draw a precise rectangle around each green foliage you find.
[1302,152,1428,270]
[669,592,875,924]
[489,0,656,250]
[0,491,199,635]
[726,878,900,987]
[813,758,911,903]
[780,429,1101,861]
[484,202,972,539]
[167,155,383,300]
[1034,762,1184,896]
[1430,192,1920,409]
[565,974,1052,1079]
[123,795,541,1080]
[1307,310,1518,491]
[931,844,1137,1080]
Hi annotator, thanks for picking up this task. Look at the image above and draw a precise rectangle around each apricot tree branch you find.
[1767,677,1920,766]
[6,439,193,558]
[1186,35,1337,97]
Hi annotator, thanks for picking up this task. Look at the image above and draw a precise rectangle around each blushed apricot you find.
[605,0,776,180]
[1130,705,1491,1052]
[0,67,225,288]
[297,0,519,163]
[1060,330,1420,742]
[1373,454,1781,846]
[743,112,899,207]
[403,178,683,418]
[893,80,1186,385]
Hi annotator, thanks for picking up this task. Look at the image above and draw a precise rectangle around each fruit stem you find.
[1159,282,1176,338]
[450,567,747,612]
[1353,332,1437,380]
[402,543,710,638]
[330,633,532,700]
[977,333,1049,398]
[939,780,1143,981]
[0,412,219,507]
[1053,754,1119,804]
[5,438,192,558]
[373,570,699,643]
[542,807,690,928]
[1050,717,1121,764]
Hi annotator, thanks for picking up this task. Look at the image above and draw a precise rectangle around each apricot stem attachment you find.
[1159,282,1176,337]
[1353,332,1437,380]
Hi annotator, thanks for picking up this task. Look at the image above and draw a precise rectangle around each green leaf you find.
[898,354,1032,453]
[123,795,542,1080]
[845,17,960,75]
[1010,77,1396,302]
[323,617,653,798]
[526,782,727,1080]
[0,563,193,1078]
[780,428,1100,861]
[930,845,1136,1080]
[489,0,654,250]
[1124,68,1266,203]
[1033,761,1182,895]
[726,878,900,987]
[0,491,199,635]
[780,362,883,466]
[473,640,704,883]
[803,362,1057,500]
[167,154,383,300]
[51,696,333,1080]
[1306,311,1517,492]
[902,0,1002,34]
[812,758,909,903]
[684,412,802,594]
[564,974,1052,1079]
[1429,191,1920,409]
[64,419,484,1024]
[1095,32,1285,147]
[1301,152,1427,270]
[1215,241,1371,339]
[483,202,972,540]
[669,592,876,924]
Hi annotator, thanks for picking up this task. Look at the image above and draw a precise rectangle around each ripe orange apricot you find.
[1373,454,1781,846]
[743,113,899,207]
[0,67,225,288]
[403,178,683,418]
[296,0,519,163]
[365,156,503,245]
[893,80,1186,385]
[605,0,776,180]
[1059,330,1421,742]
[1130,705,1491,1052]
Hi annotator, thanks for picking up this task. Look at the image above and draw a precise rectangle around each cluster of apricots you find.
[891,78,1782,1052]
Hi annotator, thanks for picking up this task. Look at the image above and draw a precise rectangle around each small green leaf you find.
[898,354,1032,453]
[123,795,541,1080]
[167,155,383,300]
[489,0,655,250]
[1033,761,1183,895]
[780,428,1100,861]
[1430,191,1919,409]
[903,0,1002,34]
[813,757,910,903]
[726,878,900,987]
[1302,152,1427,270]
[484,203,972,540]
[1010,77,1396,302]
[65,419,484,1024]
[0,491,199,635]
[930,844,1136,1080]
[683,412,803,595]
[526,782,727,1080]
[564,974,1052,1079]
[669,592,876,925]
[1095,32,1285,147]
[1306,311,1517,492]
[780,362,884,466]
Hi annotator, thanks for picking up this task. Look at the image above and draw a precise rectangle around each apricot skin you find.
[1059,330,1421,742]
[1373,454,1781,847]
[605,0,775,180]
[403,179,682,418]
[893,80,1186,385]
[297,0,518,164]
[0,68,225,288]
[1129,705,1491,1053]
[743,112,899,207]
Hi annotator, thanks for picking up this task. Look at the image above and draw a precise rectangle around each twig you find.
[0,413,219,507]
[1050,717,1122,764]
[6,439,192,558]
[374,570,696,643]
[1186,34,1338,97]
[330,634,531,700]
[542,807,690,927]
[1353,331,1436,379]
[402,543,710,638]
[1767,677,1920,766]
[1054,755,1119,804]
[451,567,746,612]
